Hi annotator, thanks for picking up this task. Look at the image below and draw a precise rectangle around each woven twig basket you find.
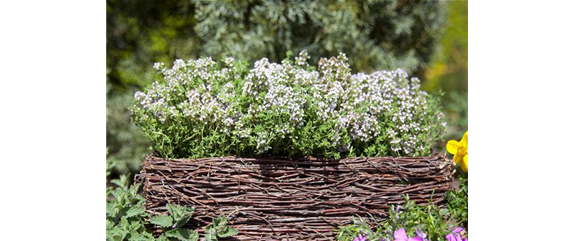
[138,154,454,240]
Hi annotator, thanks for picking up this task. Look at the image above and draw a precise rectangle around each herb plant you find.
[445,176,468,226]
[148,204,199,241]
[131,51,446,159]
[106,176,153,241]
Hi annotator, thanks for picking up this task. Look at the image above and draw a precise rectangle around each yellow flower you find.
[446,133,466,163]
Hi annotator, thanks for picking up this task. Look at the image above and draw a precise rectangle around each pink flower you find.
[353,234,367,241]
[445,227,467,241]
[394,228,423,241]
[445,233,459,241]
[415,228,428,241]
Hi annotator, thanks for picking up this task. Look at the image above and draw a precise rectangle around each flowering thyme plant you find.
[130,51,446,159]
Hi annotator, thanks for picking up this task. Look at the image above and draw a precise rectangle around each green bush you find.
[191,0,446,74]
[107,0,447,89]
[422,1,468,147]
[130,52,446,159]
[106,176,154,240]
[107,85,150,175]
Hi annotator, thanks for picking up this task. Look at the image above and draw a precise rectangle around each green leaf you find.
[125,204,145,218]
[164,229,199,241]
[106,219,115,230]
[167,204,183,217]
[173,214,191,228]
[156,235,169,241]
[107,202,118,218]
[111,175,130,190]
[107,227,127,241]
[167,204,194,219]
[149,215,173,228]
[120,216,130,230]
[127,220,142,232]
[204,226,217,241]
[128,232,154,241]
[212,216,227,231]
[166,204,194,228]
[217,226,238,238]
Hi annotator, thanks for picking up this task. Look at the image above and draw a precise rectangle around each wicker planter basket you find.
[137,154,454,240]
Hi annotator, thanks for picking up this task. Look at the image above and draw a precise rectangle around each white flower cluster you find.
[306,53,446,155]
[131,51,446,158]
[135,57,240,128]
[240,57,318,153]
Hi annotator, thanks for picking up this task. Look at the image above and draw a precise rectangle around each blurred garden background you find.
[106,0,467,179]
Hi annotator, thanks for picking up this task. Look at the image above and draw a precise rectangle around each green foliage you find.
[337,196,463,241]
[422,1,468,147]
[150,215,174,228]
[107,0,447,90]
[145,202,237,240]
[163,229,199,241]
[336,218,384,241]
[204,217,239,241]
[445,176,468,226]
[106,177,235,241]
[106,147,113,177]
[107,83,151,176]
[191,0,446,74]
[107,0,197,92]
[148,208,236,241]
[381,197,455,240]
[336,183,469,241]
[167,204,195,229]
[106,176,152,241]
[442,91,468,142]
[131,53,446,159]
[148,203,198,241]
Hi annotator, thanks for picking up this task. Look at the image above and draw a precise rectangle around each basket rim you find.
[144,152,448,162]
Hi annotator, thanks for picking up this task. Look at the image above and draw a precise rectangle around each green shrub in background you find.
[107,83,150,174]
[130,52,446,159]
[191,0,446,74]
[423,0,468,144]
[107,0,198,176]
[106,0,197,93]
[107,0,446,90]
